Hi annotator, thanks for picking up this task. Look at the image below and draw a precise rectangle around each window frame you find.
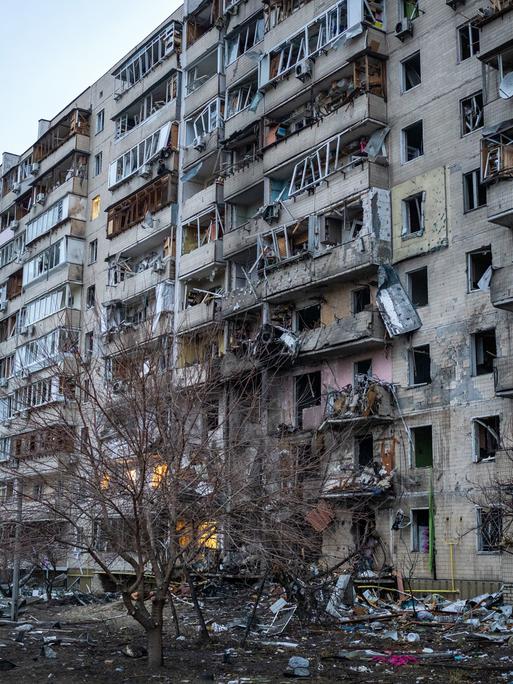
[407,266,428,307]
[471,328,497,376]
[472,415,500,463]
[95,109,105,135]
[477,506,502,553]
[401,120,424,163]
[411,507,430,553]
[409,343,431,386]
[458,22,480,62]
[409,424,433,468]
[466,246,492,293]
[401,191,425,237]
[460,92,484,136]
[463,169,486,212]
[401,51,421,93]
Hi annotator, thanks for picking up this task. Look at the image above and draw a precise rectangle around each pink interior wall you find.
[321,350,392,390]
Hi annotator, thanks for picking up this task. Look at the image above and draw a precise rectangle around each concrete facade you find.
[1,0,513,593]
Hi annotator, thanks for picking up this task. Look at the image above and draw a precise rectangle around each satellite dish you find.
[499,72,513,99]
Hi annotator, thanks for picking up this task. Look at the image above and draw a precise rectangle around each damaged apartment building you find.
[0,0,513,594]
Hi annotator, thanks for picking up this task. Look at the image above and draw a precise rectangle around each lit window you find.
[91,196,101,220]
[151,463,168,488]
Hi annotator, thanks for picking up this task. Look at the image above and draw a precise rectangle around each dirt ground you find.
[1,589,513,683]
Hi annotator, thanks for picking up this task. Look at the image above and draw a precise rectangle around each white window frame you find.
[226,75,258,118]
[0,234,25,269]
[471,415,500,463]
[225,14,265,67]
[26,196,68,245]
[95,109,105,134]
[401,51,421,93]
[401,192,425,237]
[94,152,103,177]
[458,22,480,62]
[461,93,484,136]
[186,100,224,145]
[114,75,177,140]
[22,287,67,327]
[108,122,171,188]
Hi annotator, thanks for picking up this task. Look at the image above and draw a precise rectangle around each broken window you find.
[26,196,67,245]
[481,128,513,182]
[89,240,98,265]
[225,14,264,66]
[402,121,423,162]
[0,438,11,462]
[108,121,176,187]
[407,267,428,307]
[402,52,421,92]
[477,507,502,552]
[85,331,94,360]
[205,400,219,431]
[410,425,433,467]
[227,75,259,119]
[459,22,480,61]
[113,22,180,94]
[296,371,321,428]
[0,356,14,381]
[412,509,430,553]
[262,0,349,85]
[33,110,90,163]
[182,208,223,254]
[86,285,96,309]
[107,174,177,238]
[472,329,496,376]
[94,153,102,177]
[255,220,309,271]
[402,0,420,20]
[356,435,374,468]
[354,359,372,382]
[23,240,65,286]
[297,304,321,331]
[467,247,492,292]
[472,415,500,462]
[463,169,486,211]
[410,344,431,385]
[95,109,104,134]
[402,192,425,236]
[186,50,218,94]
[186,100,224,145]
[186,0,221,47]
[352,287,371,314]
[0,233,25,269]
[461,93,484,135]
[114,75,178,139]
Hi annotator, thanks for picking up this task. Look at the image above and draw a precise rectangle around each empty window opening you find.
[86,285,96,309]
[356,435,374,468]
[412,509,430,553]
[354,359,372,382]
[225,14,264,66]
[296,371,321,428]
[478,507,502,552]
[297,304,321,331]
[408,267,428,307]
[467,247,492,292]
[89,240,98,265]
[114,75,178,139]
[463,169,486,211]
[402,52,421,91]
[410,344,431,385]
[226,74,259,118]
[94,152,102,177]
[472,329,496,376]
[402,121,423,162]
[186,50,218,94]
[85,331,94,359]
[411,425,433,467]
[473,416,500,462]
[459,23,480,61]
[182,209,223,254]
[461,93,484,135]
[402,192,425,236]
[205,401,219,431]
[353,286,371,314]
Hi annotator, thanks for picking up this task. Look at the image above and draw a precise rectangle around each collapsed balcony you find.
[183,99,225,168]
[176,275,224,333]
[32,109,90,167]
[106,172,178,239]
[101,283,174,339]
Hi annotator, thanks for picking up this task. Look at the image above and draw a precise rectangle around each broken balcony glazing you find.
[32,110,90,164]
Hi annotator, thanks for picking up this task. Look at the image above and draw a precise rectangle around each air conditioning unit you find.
[395,18,413,40]
[0,302,7,313]
[263,203,280,223]
[36,192,46,205]
[9,219,19,231]
[295,59,313,82]
[192,135,207,151]
[138,163,152,178]
[30,163,40,175]
[12,182,21,195]
[0,378,8,388]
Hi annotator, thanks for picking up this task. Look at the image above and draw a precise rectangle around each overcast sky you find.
[0,0,181,157]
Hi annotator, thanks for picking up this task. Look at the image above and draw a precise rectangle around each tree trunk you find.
[147,625,163,668]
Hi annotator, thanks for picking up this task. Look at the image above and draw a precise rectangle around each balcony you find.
[184,75,223,119]
[105,259,174,302]
[179,240,225,280]
[30,177,87,224]
[34,133,90,182]
[494,356,513,397]
[26,307,81,341]
[23,263,83,302]
[182,182,224,222]
[185,27,221,67]
[478,1,513,59]
[175,300,220,333]
[224,103,259,141]
[299,310,386,360]
[222,233,390,316]
[182,129,222,168]
[224,158,263,200]
[263,94,387,174]
[490,264,513,310]
[486,180,513,227]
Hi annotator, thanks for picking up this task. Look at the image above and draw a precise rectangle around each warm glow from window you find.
[100,473,110,490]
[151,463,168,488]
[198,521,218,549]
[91,195,101,220]
[128,468,137,484]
